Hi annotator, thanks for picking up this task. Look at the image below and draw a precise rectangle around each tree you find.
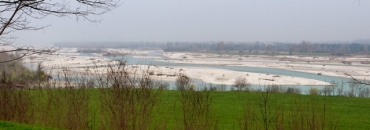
[176,74,191,90]
[0,0,121,63]
[216,41,224,55]
[289,43,296,55]
[265,44,273,52]
[300,41,311,53]
[363,44,369,54]
[233,76,250,91]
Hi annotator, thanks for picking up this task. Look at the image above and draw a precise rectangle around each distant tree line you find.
[55,42,166,49]
[163,41,370,55]
[55,41,370,55]
[77,48,107,53]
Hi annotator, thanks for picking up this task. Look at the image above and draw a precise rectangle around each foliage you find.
[0,53,48,87]
[0,120,55,130]
[233,76,251,91]
[152,41,370,55]
[175,74,218,129]
[309,88,320,96]
[0,0,121,63]
[2,88,370,129]
[1,61,370,130]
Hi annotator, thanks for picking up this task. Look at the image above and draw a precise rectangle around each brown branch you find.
[0,0,121,63]
[348,75,370,86]
[0,51,27,63]
[0,1,22,35]
[0,46,59,63]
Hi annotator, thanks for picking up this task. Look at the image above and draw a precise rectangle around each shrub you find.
[177,89,218,129]
[233,76,251,91]
[286,87,301,94]
[309,88,320,96]
[176,74,191,90]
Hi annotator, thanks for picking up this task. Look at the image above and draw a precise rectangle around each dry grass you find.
[238,87,338,130]
[97,64,164,130]
[175,74,218,130]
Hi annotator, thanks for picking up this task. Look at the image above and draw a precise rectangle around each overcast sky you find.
[11,0,370,45]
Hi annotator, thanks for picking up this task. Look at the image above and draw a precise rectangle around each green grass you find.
[0,121,55,130]
[155,90,370,129]
[2,89,370,129]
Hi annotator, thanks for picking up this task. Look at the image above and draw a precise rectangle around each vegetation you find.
[175,74,218,129]
[164,41,370,56]
[0,0,121,63]
[0,64,369,130]
[1,54,370,129]
[3,87,370,129]
[0,120,54,130]
[233,76,251,91]
[0,53,49,88]
[3,1,369,129]
[77,48,107,53]
[56,41,370,56]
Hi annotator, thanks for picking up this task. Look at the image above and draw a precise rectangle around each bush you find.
[286,87,301,94]
[177,89,218,129]
[0,53,49,88]
[309,88,320,96]
[233,76,251,91]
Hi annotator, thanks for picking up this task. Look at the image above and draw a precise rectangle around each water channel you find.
[24,51,356,94]
[108,51,354,93]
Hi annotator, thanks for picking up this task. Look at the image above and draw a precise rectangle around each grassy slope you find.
[3,90,370,130]
[0,121,55,130]
[159,91,370,129]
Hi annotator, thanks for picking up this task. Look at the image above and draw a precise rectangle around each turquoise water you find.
[116,54,350,84]
[24,51,355,93]
[105,51,354,93]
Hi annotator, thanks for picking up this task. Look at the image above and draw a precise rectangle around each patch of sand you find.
[22,47,370,86]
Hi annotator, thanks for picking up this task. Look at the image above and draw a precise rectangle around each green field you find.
[1,89,370,130]
[0,120,55,130]
[160,91,370,129]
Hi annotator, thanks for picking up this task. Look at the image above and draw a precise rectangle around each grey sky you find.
[12,0,370,45]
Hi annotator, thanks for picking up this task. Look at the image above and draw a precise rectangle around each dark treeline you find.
[164,41,370,55]
[55,40,370,55]
[55,42,166,49]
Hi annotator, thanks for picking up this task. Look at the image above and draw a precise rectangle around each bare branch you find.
[348,75,370,86]
[0,0,121,63]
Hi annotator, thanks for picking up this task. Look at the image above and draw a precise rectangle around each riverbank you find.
[22,47,370,86]
[161,51,370,81]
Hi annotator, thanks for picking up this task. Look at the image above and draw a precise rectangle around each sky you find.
[10,0,370,45]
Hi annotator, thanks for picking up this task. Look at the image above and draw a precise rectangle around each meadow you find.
[1,86,370,130]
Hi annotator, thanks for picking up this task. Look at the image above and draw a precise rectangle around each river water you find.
[24,51,354,93]
[107,51,353,93]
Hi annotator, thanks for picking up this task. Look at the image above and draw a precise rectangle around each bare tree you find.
[233,76,250,91]
[176,74,191,90]
[0,0,121,62]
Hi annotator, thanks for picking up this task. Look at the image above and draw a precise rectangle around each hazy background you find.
[11,0,370,46]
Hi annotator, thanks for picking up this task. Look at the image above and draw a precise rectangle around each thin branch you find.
[348,75,370,86]
[0,1,22,35]
[0,0,121,63]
